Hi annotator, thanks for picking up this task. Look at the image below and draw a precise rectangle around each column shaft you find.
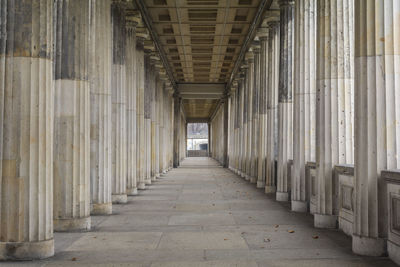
[54,0,91,231]
[111,1,127,204]
[90,0,113,215]
[0,0,54,259]
[292,0,316,212]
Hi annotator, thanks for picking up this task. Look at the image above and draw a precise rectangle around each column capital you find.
[126,9,141,29]
[251,41,261,54]
[278,0,295,7]
[257,28,269,41]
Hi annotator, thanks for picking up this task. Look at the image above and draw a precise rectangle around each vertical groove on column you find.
[136,36,145,189]
[0,0,55,259]
[90,0,113,215]
[54,0,91,231]
[111,1,127,204]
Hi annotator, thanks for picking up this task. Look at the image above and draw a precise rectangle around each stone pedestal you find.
[54,0,91,231]
[0,0,55,260]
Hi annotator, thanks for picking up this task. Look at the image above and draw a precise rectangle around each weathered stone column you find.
[158,78,166,173]
[223,96,229,168]
[136,29,147,190]
[250,48,259,184]
[353,0,400,256]
[0,0,54,260]
[315,0,354,228]
[150,55,159,181]
[110,0,127,204]
[144,46,153,185]
[126,11,140,196]
[276,0,294,202]
[292,0,316,212]
[239,68,247,177]
[257,28,268,188]
[265,20,280,194]
[173,95,182,168]
[90,0,113,215]
[54,0,91,231]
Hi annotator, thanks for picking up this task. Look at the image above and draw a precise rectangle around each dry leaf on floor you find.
[288,230,295,233]
[274,225,279,228]
[71,258,77,261]
[312,235,319,239]
[264,238,270,242]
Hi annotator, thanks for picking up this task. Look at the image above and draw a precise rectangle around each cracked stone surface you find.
[3,158,395,266]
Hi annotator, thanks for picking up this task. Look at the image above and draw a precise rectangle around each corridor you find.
[5,158,394,266]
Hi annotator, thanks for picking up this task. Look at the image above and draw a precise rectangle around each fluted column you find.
[315,0,354,228]
[111,0,127,204]
[90,0,113,215]
[0,1,54,260]
[136,30,147,190]
[257,29,268,189]
[265,21,280,194]
[353,0,400,256]
[173,95,182,168]
[276,0,294,202]
[159,79,166,174]
[239,69,247,177]
[144,49,152,185]
[223,96,229,168]
[54,0,91,231]
[126,12,140,196]
[150,56,158,181]
[251,48,259,183]
[292,0,316,212]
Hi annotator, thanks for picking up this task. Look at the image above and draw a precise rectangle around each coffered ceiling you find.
[143,0,263,83]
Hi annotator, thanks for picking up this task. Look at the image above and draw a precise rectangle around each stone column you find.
[315,0,354,228]
[223,96,229,168]
[173,95,181,167]
[292,0,316,212]
[54,0,91,231]
[265,20,280,194]
[110,0,127,204]
[239,69,247,177]
[353,0,400,256]
[126,11,140,196]
[150,56,158,181]
[208,122,212,157]
[0,0,54,260]
[248,51,258,183]
[276,0,294,202]
[257,27,269,189]
[158,78,166,174]
[90,0,113,215]
[136,29,147,190]
[144,47,152,185]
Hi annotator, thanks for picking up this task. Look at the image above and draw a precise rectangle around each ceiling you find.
[138,0,275,119]
[144,0,263,83]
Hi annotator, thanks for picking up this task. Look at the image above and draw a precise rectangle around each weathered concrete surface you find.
[3,158,395,266]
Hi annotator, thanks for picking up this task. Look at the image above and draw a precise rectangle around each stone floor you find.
[4,157,396,266]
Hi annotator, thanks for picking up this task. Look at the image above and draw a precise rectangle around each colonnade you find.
[0,0,174,260]
[220,0,400,263]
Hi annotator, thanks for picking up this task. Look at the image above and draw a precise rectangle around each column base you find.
[250,177,257,184]
[127,187,138,196]
[257,181,265,188]
[54,216,91,232]
[276,191,289,202]
[112,194,127,204]
[291,200,308,212]
[314,213,337,229]
[352,234,386,256]
[156,173,160,178]
[244,174,250,181]
[138,182,146,190]
[265,185,276,194]
[162,170,167,174]
[145,179,152,185]
[0,239,54,261]
[388,240,400,264]
[151,176,157,182]
[91,202,112,215]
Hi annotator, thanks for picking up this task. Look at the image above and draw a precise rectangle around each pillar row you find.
[54,0,91,231]
[0,0,55,260]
